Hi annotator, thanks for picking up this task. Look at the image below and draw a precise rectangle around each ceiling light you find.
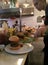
[8,1,10,4]
[4,1,6,4]
[31,12,34,15]
[23,0,30,8]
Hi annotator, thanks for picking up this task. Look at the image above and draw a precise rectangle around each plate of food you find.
[5,43,34,54]
[5,36,34,54]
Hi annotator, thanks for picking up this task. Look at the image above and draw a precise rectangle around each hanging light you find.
[23,0,30,8]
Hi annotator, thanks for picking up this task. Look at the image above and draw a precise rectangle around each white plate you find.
[5,43,34,54]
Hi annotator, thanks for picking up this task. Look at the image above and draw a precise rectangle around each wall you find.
[7,7,45,28]
[6,12,45,28]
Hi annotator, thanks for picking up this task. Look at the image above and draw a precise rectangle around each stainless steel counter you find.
[0,51,27,65]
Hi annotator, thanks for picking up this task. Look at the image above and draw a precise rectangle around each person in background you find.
[0,20,9,45]
[34,16,45,37]
[41,16,45,25]
[43,4,48,65]
[13,20,19,33]
[2,20,8,34]
[38,16,45,36]
[42,16,45,21]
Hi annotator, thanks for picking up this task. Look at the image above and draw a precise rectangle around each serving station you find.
[0,10,34,65]
[0,7,34,65]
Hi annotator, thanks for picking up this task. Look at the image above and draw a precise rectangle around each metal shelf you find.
[0,8,20,18]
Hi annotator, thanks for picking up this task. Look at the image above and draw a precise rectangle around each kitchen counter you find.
[0,51,28,65]
[0,43,34,65]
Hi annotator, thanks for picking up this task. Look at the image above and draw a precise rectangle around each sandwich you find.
[9,36,23,50]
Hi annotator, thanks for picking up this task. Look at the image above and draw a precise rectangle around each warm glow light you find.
[31,12,34,14]
[4,2,6,4]
[23,3,29,8]
[23,0,30,8]
[16,2,19,8]
[8,1,10,4]
[17,58,23,65]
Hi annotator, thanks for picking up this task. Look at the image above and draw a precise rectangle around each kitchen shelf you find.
[0,8,20,18]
